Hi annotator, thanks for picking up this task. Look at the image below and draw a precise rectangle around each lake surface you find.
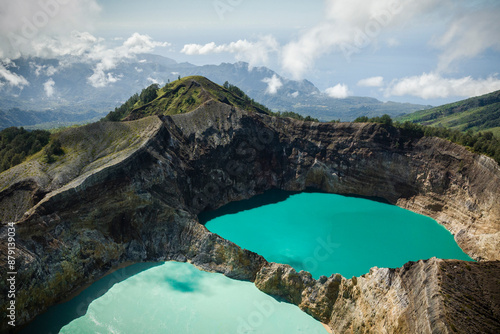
[205,192,473,278]
[23,191,472,333]
[24,262,326,334]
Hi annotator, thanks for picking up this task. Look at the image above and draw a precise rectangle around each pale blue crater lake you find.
[22,262,327,334]
[23,191,472,333]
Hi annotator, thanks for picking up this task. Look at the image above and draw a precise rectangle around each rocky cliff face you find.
[1,99,499,333]
[255,258,500,334]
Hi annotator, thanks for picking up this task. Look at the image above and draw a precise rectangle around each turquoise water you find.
[23,191,472,333]
[205,192,473,278]
[57,262,326,333]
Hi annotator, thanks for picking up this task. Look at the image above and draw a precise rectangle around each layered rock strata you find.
[1,100,499,333]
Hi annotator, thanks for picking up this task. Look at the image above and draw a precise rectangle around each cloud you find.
[181,35,279,68]
[86,33,168,68]
[87,64,121,88]
[281,0,440,79]
[357,76,384,87]
[178,1,499,80]
[87,33,169,87]
[46,65,57,76]
[385,73,500,99]
[0,0,101,59]
[30,63,58,76]
[147,77,162,85]
[434,9,500,72]
[121,33,169,55]
[262,74,283,95]
[325,84,351,98]
[26,31,100,59]
[281,22,344,80]
[280,0,500,79]
[43,78,55,97]
[386,38,399,47]
[0,61,29,88]
[181,42,220,55]
[0,2,170,88]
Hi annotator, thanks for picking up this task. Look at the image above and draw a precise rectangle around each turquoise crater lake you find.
[205,192,473,278]
[23,191,472,333]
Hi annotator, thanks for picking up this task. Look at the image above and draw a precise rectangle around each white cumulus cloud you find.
[88,64,121,88]
[87,33,169,87]
[0,2,170,88]
[262,74,283,95]
[121,33,169,55]
[27,31,99,59]
[181,35,279,69]
[181,42,221,55]
[0,61,29,88]
[357,76,384,87]
[325,84,351,99]
[43,78,55,97]
[46,65,57,76]
[147,77,162,85]
[30,63,58,76]
[177,1,500,81]
[385,73,500,99]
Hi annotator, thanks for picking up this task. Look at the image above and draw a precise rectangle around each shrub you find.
[270,110,319,122]
[0,127,50,172]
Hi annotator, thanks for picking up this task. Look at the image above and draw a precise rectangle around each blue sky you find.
[1,0,500,105]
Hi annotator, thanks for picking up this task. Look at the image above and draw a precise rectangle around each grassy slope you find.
[396,90,500,136]
[122,76,270,121]
[0,116,161,193]
[2,76,268,191]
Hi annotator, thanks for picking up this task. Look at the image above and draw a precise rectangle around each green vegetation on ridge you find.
[104,76,499,164]
[105,76,326,124]
[42,139,64,164]
[0,127,50,172]
[0,117,161,198]
[396,90,500,137]
[269,110,320,122]
[104,76,272,121]
[355,115,500,164]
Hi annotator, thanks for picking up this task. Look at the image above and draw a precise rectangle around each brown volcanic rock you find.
[326,259,500,334]
[0,99,499,333]
[438,260,500,333]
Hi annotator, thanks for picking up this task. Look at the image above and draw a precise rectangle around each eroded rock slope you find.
[1,99,499,333]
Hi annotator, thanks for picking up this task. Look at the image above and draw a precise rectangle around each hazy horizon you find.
[1,0,500,106]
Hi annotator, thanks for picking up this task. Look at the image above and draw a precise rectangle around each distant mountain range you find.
[0,54,431,129]
[397,90,500,137]
[0,107,102,130]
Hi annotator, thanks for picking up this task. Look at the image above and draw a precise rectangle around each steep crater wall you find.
[1,101,499,333]
[172,101,499,261]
